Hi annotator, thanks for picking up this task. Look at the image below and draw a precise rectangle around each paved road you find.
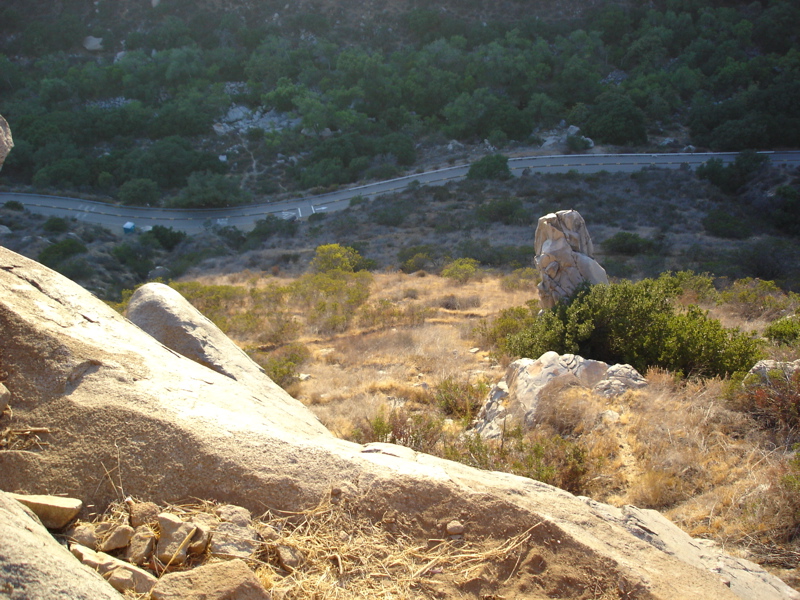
[2,151,798,234]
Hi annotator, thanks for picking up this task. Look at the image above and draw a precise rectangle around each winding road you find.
[2,151,798,235]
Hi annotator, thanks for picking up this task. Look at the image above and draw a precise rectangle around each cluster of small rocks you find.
[10,491,305,599]
[213,105,301,136]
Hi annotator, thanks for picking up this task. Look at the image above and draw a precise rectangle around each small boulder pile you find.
[475,351,647,438]
[3,490,284,599]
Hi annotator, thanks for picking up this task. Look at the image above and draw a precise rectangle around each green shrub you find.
[501,268,540,292]
[441,258,480,284]
[3,200,24,211]
[42,217,69,233]
[719,278,799,319]
[765,318,800,346]
[502,274,763,377]
[251,342,311,388]
[119,178,160,206]
[702,210,751,239]
[143,225,187,252]
[311,243,370,273]
[112,242,154,279]
[475,198,530,225]
[38,238,87,268]
[467,154,511,180]
[602,232,656,255]
[291,268,372,333]
[244,215,299,249]
[349,407,444,454]
[432,377,487,421]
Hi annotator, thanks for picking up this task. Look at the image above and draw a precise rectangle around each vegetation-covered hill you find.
[0,0,797,209]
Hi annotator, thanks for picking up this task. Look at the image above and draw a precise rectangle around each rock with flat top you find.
[1,246,795,600]
[149,558,271,600]
[156,513,196,566]
[98,523,134,552]
[71,543,156,594]
[66,522,98,548]
[126,526,155,566]
[534,210,608,309]
[209,521,261,559]
[0,491,121,600]
[7,493,82,529]
[128,500,160,527]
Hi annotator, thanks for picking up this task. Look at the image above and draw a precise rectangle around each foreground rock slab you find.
[0,247,795,600]
[150,558,271,600]
[7,492,83,529]
[0,491,121,600]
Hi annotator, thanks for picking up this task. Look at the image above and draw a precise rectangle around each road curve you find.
[2,151,798,235]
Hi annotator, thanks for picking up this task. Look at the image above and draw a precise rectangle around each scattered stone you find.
[446,520,465,536]
[98,524,134,552]
[277,544,304,571]
[187,513,216,556]
[126,526,155,566]
[66,522,98,549]
[7,493,82,529]
[0,225,10,236]
[747,359,800,382]
[469,347,480,354]
[148,266,171,281]
[216,504,252,527]
[156,513,196,566]
[593,364,647,397]
[128,500,160,528]
[298,373,312,381]
[0,491,121,600]
[209,521,261,559]
[150,558,271,600]
[534,210,608,310]
[71,543,157,594]
[598,410,621,425]
[0,382,10,412]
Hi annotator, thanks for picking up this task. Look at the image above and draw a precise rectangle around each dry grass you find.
[179,267,800,589]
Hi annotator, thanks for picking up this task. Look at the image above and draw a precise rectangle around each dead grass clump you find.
[532,387,603,437]
[436,294,482,311]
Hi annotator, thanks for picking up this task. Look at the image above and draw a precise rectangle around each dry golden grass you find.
[180,267,800,588]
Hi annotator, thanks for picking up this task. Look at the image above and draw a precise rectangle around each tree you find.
[585,92,647,146]
[119,178,159,206]
[170,171,250,208]
[467,154,511,180]
[311,244,368,273]
[442,258,480,284]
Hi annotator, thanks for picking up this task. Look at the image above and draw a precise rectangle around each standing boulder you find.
[0,114,13,171]
[534,210,608,309]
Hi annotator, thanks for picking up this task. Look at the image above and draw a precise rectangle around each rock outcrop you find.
[0,491,122,600]
[1,246,796,600]
[0,114,13,170]
[475,352,647,438]
[125,281,329,438]
[534,210,608,309]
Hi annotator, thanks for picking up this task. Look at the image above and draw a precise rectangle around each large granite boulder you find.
[0,491,122,600]
[125,282,328,437]
[534,210,608,309]
[0,247,795,600]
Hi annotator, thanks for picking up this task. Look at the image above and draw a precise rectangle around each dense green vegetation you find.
[486,273,764,377]
[0,0,797,207]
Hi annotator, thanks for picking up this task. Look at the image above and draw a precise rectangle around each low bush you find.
[3,200,24,211]
[349,407,444,454]
[467,154,511,180]
[719,278,799,320]
[144,225,187,252]
[501,267,540,292]
[702,209,751,239]
[730,368,800,439]
[431,377,487,421]
[441,257,480,284]
[437,294,481,310]
[499,274,763,378]
[475,198,530,225]
[42,216,69,233]
[602,232,656,255]
[250,342,311,388]
[38,238,87,268]
[765,318,800,346]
